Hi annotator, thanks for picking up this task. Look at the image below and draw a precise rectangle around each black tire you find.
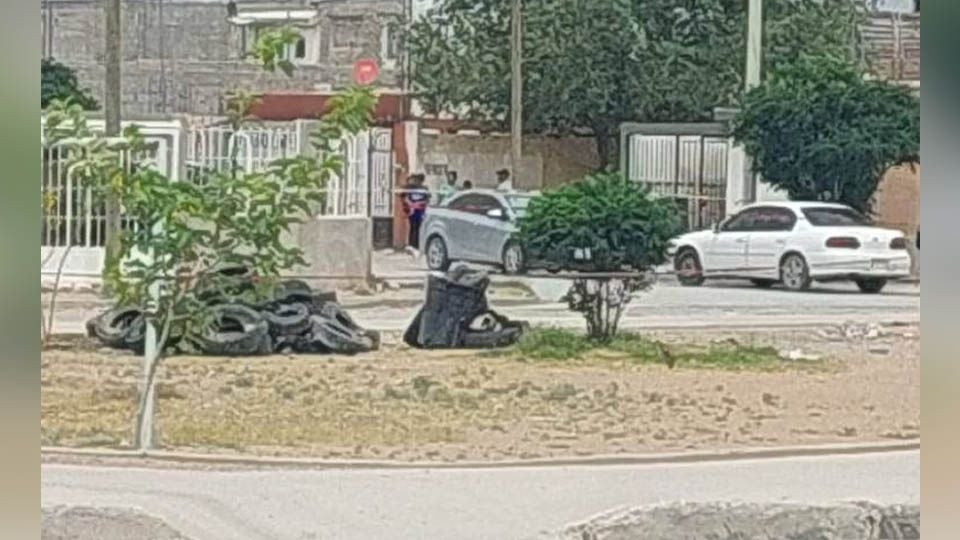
[273,279,313,304]
[855,278,888,294]
[779,253,812,291]
[502,241,527,275]
[297,315,377,355]
[89,307,144,349]
[750,279,777,289]
[193,304,270,356]
[675,249,705,286]
[263,302,312,336]
[425,235,451,271]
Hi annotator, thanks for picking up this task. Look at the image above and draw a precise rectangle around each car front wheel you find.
[426,236,451,271]
[855,278,887,294]
[779,253,812,291]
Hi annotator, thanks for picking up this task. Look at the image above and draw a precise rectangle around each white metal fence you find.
[185,123,301,182]
[41,116,395,277]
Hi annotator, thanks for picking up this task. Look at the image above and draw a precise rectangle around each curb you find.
[40,440,919,471]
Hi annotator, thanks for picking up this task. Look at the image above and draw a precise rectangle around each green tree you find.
[406,0,864,168]
[41,58,99,110]
[731,55,919,212]
[43,28,376,449]
[518,172,681,340]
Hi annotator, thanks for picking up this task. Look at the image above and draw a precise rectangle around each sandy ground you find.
[41,325,918,462]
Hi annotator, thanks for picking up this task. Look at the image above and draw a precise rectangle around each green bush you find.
[518,171,681,272]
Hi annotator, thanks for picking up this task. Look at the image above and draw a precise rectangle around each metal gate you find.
[622,125,730,231]
[368,127,394,248]
[41,123,175,278]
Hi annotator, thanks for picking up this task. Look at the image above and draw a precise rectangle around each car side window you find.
[750,207,797,232]
[722,207,796,232]
[721,209,759,232]
[448,194,502,216]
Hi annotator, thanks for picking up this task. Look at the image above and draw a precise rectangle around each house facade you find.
[40,0,407,116]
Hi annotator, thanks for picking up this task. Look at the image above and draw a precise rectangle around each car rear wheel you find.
[675,250,705,286]
[502,242,526,275]
[780,253,812,291]
[750,279,777,288]
[855,278,887,294]
[426,236,451,271]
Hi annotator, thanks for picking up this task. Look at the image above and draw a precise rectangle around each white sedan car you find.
[667,201,911,293]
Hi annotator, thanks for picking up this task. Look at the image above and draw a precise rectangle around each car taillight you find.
[889,237,908,250]
[825,237,860,249]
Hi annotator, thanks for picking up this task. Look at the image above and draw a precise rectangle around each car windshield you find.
[505,195,533,217]
[802,207,873,226]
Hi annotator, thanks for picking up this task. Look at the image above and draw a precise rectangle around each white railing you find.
[185,123,301,182]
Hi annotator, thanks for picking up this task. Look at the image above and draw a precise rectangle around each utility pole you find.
[103,0,122,269]
[743,0,762,204]
[510,0,522,185]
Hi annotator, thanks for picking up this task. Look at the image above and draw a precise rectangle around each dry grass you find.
[41,328,919,461]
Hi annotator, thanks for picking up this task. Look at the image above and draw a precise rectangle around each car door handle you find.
[775,239,786,244]
[735,238,747,243]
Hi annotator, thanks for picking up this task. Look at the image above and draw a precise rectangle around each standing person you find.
[438,170,459,204]
[495,168,513,191]
[402,174,430,255]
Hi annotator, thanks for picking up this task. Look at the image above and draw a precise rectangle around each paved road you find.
[51,280,918,335]
[42,450,918,540]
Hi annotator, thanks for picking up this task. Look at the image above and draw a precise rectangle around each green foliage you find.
[41,58,99,110]
[509,328,783,369]
[248,27,302,76]
[517,171,680,340]
[406,0,865,166]
[732,56,920,212]
[518,171,681,271]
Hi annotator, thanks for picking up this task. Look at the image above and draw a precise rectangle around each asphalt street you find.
[41,450,919,540]
[51,280,918,335]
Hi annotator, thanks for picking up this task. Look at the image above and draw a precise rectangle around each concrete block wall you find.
[284,216,373,288]
[417,131,600,193]
[42,0,403,115]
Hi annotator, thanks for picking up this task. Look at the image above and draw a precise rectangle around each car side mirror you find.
[486,208,505,220]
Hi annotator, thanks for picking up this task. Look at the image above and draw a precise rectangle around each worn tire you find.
[297,315,376,355]
[855,278,887,294]
[675,249,705,287]
[273,279,313,304]
[89,307,144,350]
[263,302,312,336]
[193,304,270,356]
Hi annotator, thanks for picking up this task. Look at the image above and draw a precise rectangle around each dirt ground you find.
[41,325,919,462]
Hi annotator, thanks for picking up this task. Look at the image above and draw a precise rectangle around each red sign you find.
[352,59,379,86]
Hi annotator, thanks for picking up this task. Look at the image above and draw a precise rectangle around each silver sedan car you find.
[420,189,536,274]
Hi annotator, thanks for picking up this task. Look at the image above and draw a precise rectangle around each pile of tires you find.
[404,264,528,349]
[86,278,379,356]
